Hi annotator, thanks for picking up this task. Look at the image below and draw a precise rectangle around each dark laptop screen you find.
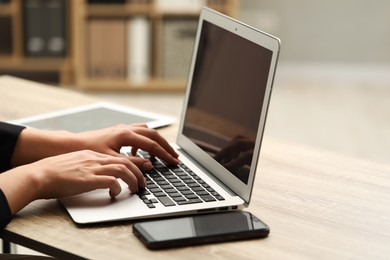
[183,20,273,184]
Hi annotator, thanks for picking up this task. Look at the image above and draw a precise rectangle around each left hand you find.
[77,124,179,169]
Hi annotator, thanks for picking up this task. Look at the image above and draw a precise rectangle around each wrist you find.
[0,165,42,214]
[12,129,82,166]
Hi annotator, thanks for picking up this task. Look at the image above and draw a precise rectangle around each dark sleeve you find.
[0,122,26,172]
[0,188,12,230]
[0,122,25,229]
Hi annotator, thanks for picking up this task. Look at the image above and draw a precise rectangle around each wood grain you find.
[1,76,389,259]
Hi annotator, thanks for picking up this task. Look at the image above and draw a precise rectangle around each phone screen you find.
[133,211,269,249]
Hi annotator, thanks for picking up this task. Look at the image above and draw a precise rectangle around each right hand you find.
[32,150,147,199]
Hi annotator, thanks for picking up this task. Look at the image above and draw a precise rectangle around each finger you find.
[128,156,153,172]
[130,128,179,163]
[94,161,146,192]
[89,175,122,198]
[92,151,147,190]
[94,164,138,193]
[132,127,178,157]
[115,157,147,188]
[131,146,138,156]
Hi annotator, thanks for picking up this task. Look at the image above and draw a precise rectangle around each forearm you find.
[11,128,83,167]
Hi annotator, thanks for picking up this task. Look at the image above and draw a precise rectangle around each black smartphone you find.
[132,211,269,250]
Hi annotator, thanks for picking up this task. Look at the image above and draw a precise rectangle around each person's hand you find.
[11,124,179,169]
[0,150,147,215]
[34,150,147,198]
[76,124,179,167]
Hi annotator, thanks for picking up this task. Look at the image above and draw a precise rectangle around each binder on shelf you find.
[23,0,45,57]
[87,19,127,79]
[45,0,67,57]
[0,17,12,55]
[23,0,67,57]
[127,16,151,84]
[107,19,127,79]
[87,19,104,78]
[160,17,198,79]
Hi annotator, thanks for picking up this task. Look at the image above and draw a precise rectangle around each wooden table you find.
[1,76,389,259]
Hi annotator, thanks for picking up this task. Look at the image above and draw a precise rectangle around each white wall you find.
[238,0,390,64]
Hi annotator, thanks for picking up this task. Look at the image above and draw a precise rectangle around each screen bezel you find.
[176,8,281,204]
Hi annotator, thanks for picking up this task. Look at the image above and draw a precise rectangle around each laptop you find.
[61,7,280,224]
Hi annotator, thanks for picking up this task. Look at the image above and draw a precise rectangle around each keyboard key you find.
[137,189,150,196]
[173,196,186,202]
[149,188,163,194]
[160,184,174,190]
[148,171,159,178]
[153,192,166,197]
[164,188,177,193]
[165,174,177,180]
[157,196,176,206]
[177,199,202,205]
[184,179,196,185]
[156,180,168,185]
[172,182,185,187]
[153,176,165,182]
[201,195,216,202]
[187,183,200,188]
[181,190,195,195]
[176,185,191,193]
[195,191,209,196]
[216,196,225,201]
[147,184,158,189]
[184,194,199,199]
[170,178,182,183]
[150,198,158,203]
[139,195,148,200]
[168,192,182,197]
[192,187,205,192]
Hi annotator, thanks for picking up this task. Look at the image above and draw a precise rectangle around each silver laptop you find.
[61,7,280,224]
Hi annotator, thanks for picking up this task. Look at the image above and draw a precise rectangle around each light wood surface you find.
[0,76,389,259]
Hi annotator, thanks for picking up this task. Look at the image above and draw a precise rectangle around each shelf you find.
[78,78,186,91]
[2,0,237,89]
[87,3,152,17]
[0,57,70,70]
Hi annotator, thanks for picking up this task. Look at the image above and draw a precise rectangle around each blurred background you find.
[238,0,390,164]
[1,0,389,166]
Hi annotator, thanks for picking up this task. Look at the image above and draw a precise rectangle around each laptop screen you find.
[182,20,273,184]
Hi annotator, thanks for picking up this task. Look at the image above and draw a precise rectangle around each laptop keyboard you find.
[136,150,225,208]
